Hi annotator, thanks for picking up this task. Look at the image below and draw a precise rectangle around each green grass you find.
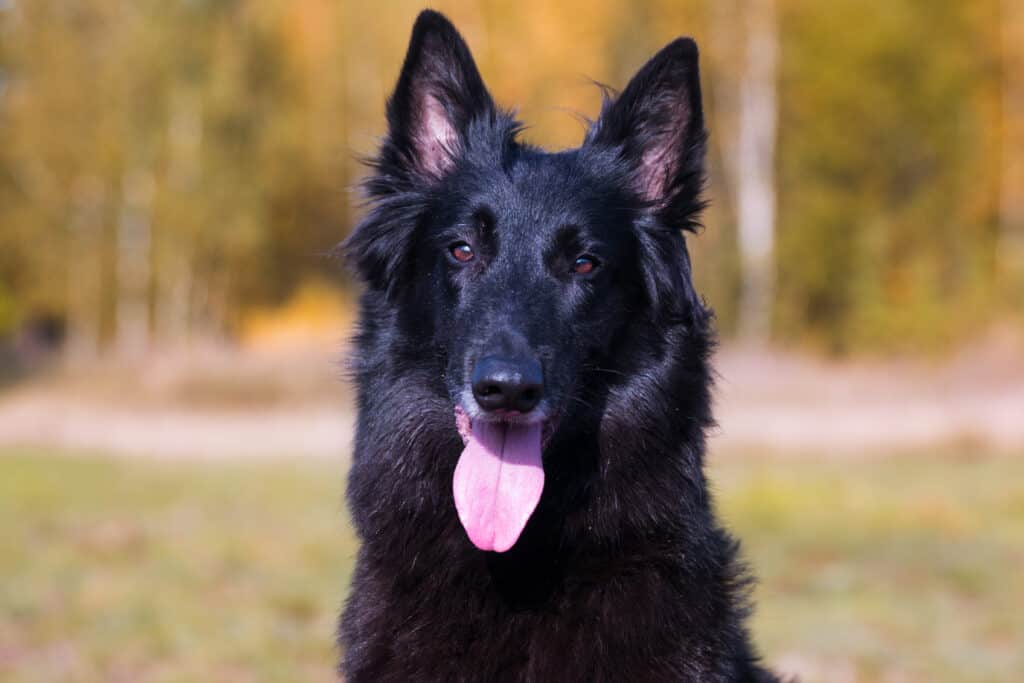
[1,449,1022,682]
[714,455,1024,682]
[0,451,355,683]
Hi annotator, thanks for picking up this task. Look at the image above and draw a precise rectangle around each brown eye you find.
[572,255,597,275]
[450,242,474,263]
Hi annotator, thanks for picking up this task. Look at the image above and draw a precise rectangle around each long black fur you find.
[339,10,778,682]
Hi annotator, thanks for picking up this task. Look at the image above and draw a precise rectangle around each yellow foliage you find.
[239,281,355,353]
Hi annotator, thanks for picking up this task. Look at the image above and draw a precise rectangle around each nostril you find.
[512,384,542,412]
[479,384,502,397]
[472,377,510,411]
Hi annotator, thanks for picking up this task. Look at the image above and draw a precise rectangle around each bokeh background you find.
[1,1,1022,681]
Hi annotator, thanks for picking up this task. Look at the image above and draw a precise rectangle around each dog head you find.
[346,10,708,551]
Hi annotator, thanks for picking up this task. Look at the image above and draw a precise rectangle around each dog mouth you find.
[452,406,550,553]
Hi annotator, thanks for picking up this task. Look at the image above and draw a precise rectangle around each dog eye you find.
[450,242,475,263]
[572,255,598,275]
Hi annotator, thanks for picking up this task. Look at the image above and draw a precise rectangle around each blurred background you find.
[1,1,1022,681]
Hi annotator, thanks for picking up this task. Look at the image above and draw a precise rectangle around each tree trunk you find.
[156,87,203,349]
[735,0,779,344]
[65,176,105,363]
[115,169,154,358]
[1000,0,1024,285]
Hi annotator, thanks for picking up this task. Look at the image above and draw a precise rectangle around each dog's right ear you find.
[345,12,494,296]
[385,10,495,180]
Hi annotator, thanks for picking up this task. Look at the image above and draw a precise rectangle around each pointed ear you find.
[587,38,706,223]
[386,10,495,179]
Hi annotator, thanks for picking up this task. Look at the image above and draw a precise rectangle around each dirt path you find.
[0,347,1020,458]
[712,348,1024,454]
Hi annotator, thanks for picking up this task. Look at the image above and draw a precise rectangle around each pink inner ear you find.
[414,92,458,177]
[639,144,674,204]
[635,98,690,205]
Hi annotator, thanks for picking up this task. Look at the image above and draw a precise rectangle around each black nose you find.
[471,356,544,414]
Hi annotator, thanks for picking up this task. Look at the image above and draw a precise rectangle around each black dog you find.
[340,10,777,682]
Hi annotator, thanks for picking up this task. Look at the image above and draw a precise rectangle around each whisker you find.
[583,365,628,378]
[567,395,597,411]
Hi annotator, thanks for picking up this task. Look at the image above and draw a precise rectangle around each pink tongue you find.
[452,419,544,552]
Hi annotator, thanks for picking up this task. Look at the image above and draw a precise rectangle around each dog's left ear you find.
[345,12,495,296]
[587,38,706,225]
[588,40,708,322]
[385,10,495,180]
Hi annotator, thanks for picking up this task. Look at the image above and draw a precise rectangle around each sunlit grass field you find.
[2,449,1022,682]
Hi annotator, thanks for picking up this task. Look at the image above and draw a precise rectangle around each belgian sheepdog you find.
[340,10,777,682]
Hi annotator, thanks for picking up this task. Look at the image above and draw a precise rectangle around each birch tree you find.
[1001,0,1024,287]
[735,0,779,343]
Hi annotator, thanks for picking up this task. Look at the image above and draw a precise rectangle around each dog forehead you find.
[484,151,599,233]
